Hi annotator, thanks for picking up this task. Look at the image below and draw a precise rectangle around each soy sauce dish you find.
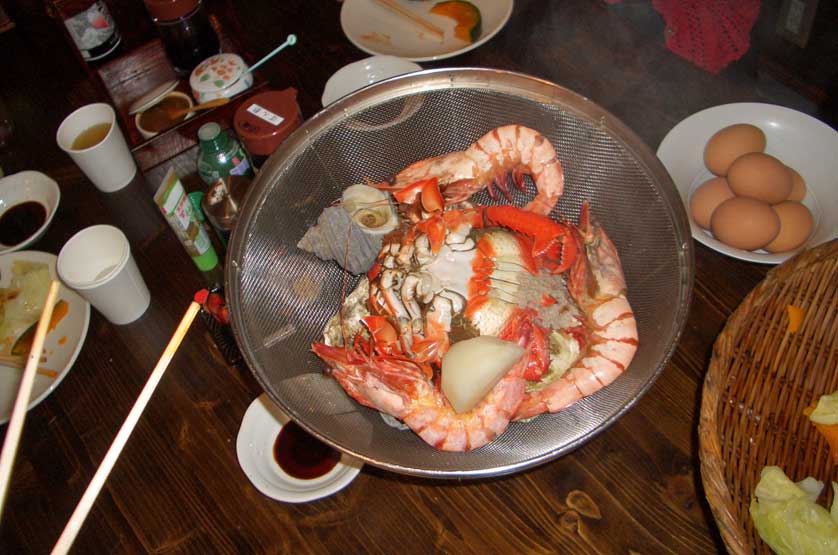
[0,171,60,254]
[236,394,363,503]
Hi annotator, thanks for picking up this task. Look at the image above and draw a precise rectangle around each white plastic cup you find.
[57,225,150,325]
[56,103,137,193]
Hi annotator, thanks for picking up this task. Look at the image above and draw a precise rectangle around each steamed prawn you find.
[382,124,564,216]
[310,124,638,452]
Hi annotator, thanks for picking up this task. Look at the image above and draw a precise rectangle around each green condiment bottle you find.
[196,122,254,186]
[154,168,219,273]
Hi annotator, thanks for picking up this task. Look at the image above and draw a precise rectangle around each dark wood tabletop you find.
[0,0,835,553]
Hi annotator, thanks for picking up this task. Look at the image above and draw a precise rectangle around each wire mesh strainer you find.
[226,68,693,478]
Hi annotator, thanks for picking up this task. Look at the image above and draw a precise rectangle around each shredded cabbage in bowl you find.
[750,466,838,554]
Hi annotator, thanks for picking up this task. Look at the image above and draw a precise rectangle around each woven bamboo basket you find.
[699,239,838,554]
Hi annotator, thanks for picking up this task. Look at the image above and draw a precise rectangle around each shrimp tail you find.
[513,203,638,420]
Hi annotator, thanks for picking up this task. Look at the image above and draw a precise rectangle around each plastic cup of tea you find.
[57,225,150,325]
[56,103,137,193]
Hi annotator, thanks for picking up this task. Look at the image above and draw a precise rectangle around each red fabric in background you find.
[605,0,762,73]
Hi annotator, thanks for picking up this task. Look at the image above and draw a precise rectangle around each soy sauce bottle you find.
[144,0,219,76]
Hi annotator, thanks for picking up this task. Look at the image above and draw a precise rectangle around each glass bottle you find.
[196,122,253,241]
[47,0,121,63]
[196,122,254,185]
[144,0,219,76]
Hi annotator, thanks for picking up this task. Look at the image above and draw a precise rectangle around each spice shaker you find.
[143,0,219,76]
[233,88,303,172]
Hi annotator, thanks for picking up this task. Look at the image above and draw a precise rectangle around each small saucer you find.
[236,394,363,503]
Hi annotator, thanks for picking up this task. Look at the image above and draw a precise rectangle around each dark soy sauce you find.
[273,421,341,480]
[0,201,47,246]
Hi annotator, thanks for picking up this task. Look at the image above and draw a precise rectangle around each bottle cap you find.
[144,0,199,22]
[234,89,303,156]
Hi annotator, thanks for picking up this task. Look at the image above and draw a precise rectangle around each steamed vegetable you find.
[787,304,805,333]
[0,261,51,342]
[441,336,524,413]
[431,1,482,43]
[805,389,838,464]
[750,466,838,555]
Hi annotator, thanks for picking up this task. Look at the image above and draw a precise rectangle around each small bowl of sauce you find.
[237,394,363,503]
[129,81,195,140]
[0,171,60,254]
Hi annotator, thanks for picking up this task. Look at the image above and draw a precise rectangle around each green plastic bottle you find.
[196,122,254,186]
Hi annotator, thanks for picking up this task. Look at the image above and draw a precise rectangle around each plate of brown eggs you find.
[657,102,838,264]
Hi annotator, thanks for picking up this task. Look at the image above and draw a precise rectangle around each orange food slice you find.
[430,1,482,43]
[786,304,805,334]
[804,403,838,464]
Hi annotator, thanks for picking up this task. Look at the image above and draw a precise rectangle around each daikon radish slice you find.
[441,336,525,413]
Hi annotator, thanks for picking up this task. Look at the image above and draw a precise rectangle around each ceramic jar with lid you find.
[144,0,219,76]
[189,53,253,103]
[233,89,303,171]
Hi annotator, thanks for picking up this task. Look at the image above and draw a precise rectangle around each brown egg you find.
[764,201,813,253]
[703,124,766,176]
[727,152,793,204]
[786,167,807,201]
[690,177,735,229]
[711,197,780,251]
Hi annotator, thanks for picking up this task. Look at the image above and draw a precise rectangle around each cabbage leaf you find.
[750,466,838,555]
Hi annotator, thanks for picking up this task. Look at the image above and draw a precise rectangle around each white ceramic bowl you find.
[0,171,60,254]
[236,394,363,503]
[322,55,422,106]
[657,103,838,264]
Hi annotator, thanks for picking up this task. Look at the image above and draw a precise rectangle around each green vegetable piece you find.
[750,466,838,555]
[810,390,838,425]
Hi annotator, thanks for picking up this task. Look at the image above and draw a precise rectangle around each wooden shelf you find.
[89,12,268,172]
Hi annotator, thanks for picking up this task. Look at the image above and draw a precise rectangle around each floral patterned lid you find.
[190,53,248,93]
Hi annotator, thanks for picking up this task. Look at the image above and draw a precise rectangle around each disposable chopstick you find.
[0,354,59,379]
[0,280,61,521]
[51,299,202,555]
[372,0,445,41]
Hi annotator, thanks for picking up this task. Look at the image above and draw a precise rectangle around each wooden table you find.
[0,1,833,553]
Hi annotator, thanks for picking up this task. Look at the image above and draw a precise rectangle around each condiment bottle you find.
[47,0,121,63]
[200,175,250,245]
[154,167,220,274]
[233,89,303,172]
[143,0,219,76]
[196,122,254,186]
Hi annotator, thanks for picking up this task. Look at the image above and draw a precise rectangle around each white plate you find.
[657,103,838,264]
[236,394,363,503]
[0,251,91,424]
[340,0,513,62]
[0,171,61,255]
[322,55,422,106]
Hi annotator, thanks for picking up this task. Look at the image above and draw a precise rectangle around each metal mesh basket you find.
[226,69,693,478]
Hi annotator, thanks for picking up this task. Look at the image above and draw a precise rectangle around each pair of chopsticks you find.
[373,0,445,41]
[0,283,204,554]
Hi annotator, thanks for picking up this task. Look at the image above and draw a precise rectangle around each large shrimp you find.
[311,343,528,451]
[386,125,564,216]
[513,203,639,420]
